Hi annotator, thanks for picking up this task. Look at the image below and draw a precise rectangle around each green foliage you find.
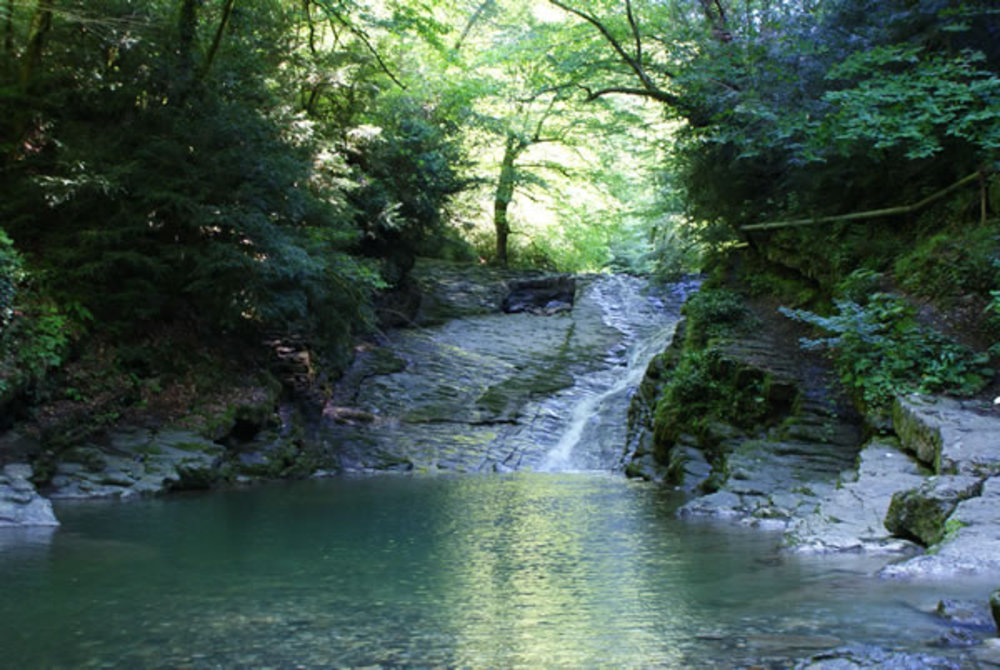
[0,297,78,401]
[681,288,756,347]
[664,0,1000,244]
[652,345,784,454]
[0,231,79,400]
[607,217,702,280]
[823,47,1000,161]
[894,226,1000,302]
[0,229,23,333]
[780,293,992,413]
[347,93,470,278]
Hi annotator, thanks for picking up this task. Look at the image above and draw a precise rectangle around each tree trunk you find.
[493,134,521,267]
[178,0,199,83]
[4,0,14,56]
[19,0,53,90]
[199,0,237,81]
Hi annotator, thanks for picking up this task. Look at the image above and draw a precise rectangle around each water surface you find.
[1,474,990,668]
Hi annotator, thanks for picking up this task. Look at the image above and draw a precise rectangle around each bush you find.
[0,229,22,333]
[681,288,757,347]
[781,293,992,413]
[0,231,78,401]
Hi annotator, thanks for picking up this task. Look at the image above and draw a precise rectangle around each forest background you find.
[1,0,998,441]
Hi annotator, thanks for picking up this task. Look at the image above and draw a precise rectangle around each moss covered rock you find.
[884,476,983,546]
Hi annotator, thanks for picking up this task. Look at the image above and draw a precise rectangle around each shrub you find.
[681,288,757,347]
[0,229,22,333]
[781,293,992,413]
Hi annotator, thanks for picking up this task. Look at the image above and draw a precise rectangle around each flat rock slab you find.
[47,429,224,500]
[0,464,59,526]
[677,435,855,529]
[784,439,926,554]
[894,394,1000,476]
[881,476,1000,579]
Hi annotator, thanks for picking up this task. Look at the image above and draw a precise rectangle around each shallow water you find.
[0,474,992,668]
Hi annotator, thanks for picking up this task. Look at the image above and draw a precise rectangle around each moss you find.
[651,346,793,458]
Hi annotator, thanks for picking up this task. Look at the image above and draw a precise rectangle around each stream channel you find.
[0,276,995,668]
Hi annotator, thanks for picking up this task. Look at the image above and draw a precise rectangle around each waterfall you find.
[323,269,697,475]
[536,275,698,472]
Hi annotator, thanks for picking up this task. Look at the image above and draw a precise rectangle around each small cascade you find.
[322,270,698,474]
[537,275,699,472]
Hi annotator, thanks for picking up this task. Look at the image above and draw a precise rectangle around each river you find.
[0,275,993,667]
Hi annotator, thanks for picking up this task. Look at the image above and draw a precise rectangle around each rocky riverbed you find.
[625,287,1000,582]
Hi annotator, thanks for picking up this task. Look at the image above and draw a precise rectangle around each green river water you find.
[0,473,991,668]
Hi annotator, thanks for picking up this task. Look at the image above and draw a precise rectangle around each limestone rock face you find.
[0,464,59,527]
[893,395,1000,476]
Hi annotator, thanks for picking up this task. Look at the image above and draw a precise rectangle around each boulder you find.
[0,464,59,527]
[502,275,575,314]
[935,599,996,630]
[884,475,983,546]
[881,476,1000,578]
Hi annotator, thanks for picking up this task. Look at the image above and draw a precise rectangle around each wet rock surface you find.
[320,267,695,473]
[0,463,59,526]
[784,439,926,554]
[46,428,226,499]
[881,476,1000,579]
[894,395,1000,477]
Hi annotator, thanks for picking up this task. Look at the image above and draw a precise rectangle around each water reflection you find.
[0,525,56,555]
[433,474,686,666]
[0,475,991,668]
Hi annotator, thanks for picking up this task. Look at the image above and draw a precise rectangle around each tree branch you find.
[625,0,641,64]
[547,0,680,108]
[577,84,683,107]
[741,171,986,231]
[317,0,406,90]
[199,0,237,81]
[453,0,494,53]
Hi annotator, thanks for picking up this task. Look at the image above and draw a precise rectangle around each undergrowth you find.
[780,290,991,414]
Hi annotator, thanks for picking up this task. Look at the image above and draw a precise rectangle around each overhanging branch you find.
[741,171,986,231]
